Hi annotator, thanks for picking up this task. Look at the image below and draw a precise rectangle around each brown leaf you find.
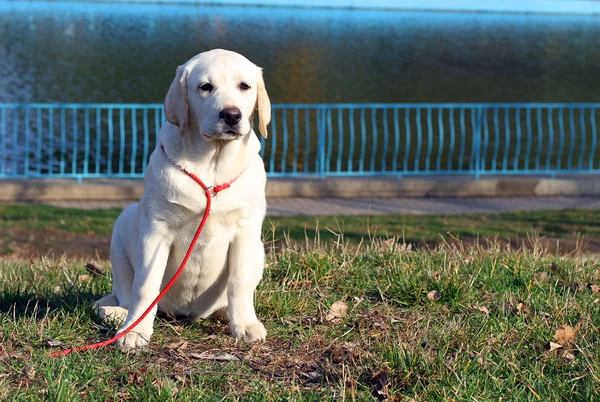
[288,280,312,290]
[167,341,188,350]
[326,301,348,323]
[357,308,391,331]
[468,304,490,316]
[533,271,549,282]
[516,302,530,314]
[24,364,36,380]
[325,343,358,364]
[427,290,441,301]
[554,325,577,347]
[561,350,576,360]
[126,369,146,385]
[78,274,90,282]
[85,262,106,277]
[588,284,600,294]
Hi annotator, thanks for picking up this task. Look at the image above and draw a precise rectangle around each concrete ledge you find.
[2,176,600,202]
[267,176,600,198]
[0,179,145,203]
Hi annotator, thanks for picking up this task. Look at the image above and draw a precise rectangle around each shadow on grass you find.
[0,281,101,320]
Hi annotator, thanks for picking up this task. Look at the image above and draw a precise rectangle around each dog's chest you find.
[170,203,245,250]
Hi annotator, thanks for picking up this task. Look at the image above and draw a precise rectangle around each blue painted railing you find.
[1,103,599,180]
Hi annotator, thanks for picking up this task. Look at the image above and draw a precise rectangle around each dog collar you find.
[160,143,245,195]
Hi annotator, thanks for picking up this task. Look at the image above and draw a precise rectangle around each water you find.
[1,2,600,105]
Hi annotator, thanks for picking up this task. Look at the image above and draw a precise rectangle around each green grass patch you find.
[265,208,600,245]
[2,204,600,246]
[1,240,599,400]
[0,205,122,236]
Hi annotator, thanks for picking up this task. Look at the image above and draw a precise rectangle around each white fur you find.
[95,49,271,350]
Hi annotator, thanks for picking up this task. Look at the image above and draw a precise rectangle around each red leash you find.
[49,145,242,357]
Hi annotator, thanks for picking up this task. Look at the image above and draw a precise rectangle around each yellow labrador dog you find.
[95,49,271,350]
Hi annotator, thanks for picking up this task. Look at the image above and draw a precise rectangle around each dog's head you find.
[164,49,271,140]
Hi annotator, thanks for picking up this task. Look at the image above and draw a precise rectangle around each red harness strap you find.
[49,144,243,357]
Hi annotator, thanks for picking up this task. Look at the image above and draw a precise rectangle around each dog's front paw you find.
[116,330,151,352]
[230,320,267,342]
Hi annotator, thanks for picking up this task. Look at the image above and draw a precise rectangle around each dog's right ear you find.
[164,65,189,136]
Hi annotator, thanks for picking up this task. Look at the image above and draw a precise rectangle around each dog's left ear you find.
[256,68,271,139]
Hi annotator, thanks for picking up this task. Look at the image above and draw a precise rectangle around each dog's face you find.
[164,49,271,140]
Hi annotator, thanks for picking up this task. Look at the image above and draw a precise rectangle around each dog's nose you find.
[219,107,242,127]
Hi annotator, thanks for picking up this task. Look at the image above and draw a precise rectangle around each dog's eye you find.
[239,82,250,91]
[199,83,213,92]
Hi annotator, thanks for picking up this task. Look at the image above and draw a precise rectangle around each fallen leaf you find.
[545,341,563,352]
[588,284,600,294]
[326,301,348,323]
[167,341,188,350]
[516,302,530,314]
[561,350,576,360]
[357,308,391,331]
[566,282,583,294]
[369,371,389,401]
[326,342,358,364]
[127,370,145,385]
[427,290,441,301]
[46,339,63,347]
[288,280,312,290]
[468,304,490,316]
[533,271,549,282]
[85,262,106,277]
[189,352,239,362]
[24,364,36,380]
[554,325,577,347]
[78,274,90,282]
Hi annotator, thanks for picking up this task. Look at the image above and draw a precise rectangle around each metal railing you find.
[1,103,599,180]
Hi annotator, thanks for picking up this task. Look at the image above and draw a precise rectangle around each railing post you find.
[318,107,326,180]
[474,106,483,180]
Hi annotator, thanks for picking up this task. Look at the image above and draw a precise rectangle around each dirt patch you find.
[2,226,599,260]
[0,227,111,260]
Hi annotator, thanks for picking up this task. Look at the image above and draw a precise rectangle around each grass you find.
[0,205,122,236]
[1,240,599,400]
[0,204,599,400]
[2,204,600,250]
[266,208,600,245]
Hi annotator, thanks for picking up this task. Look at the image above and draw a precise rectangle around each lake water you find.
[1,1,600,104]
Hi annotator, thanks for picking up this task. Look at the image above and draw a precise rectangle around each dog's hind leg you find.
[95,298,129,327]
[94,240,135,326]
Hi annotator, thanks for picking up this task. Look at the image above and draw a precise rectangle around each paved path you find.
[38,196,600,216]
